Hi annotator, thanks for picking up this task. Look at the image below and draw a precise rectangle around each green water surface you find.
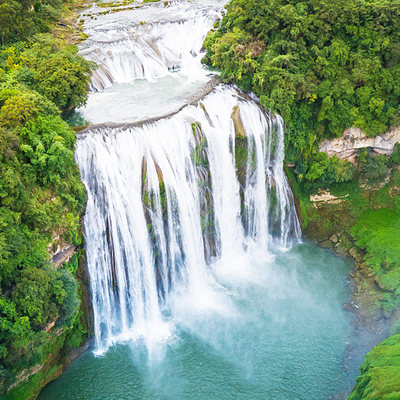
[39,243,361,400]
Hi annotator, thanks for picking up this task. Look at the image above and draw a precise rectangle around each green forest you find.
[0,0,92,397]
[204,0,400,398]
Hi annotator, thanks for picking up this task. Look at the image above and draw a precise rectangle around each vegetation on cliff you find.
[348,334,400,400]
[204,0,400,189]
[351,209,400,298]
[0,0,92,397]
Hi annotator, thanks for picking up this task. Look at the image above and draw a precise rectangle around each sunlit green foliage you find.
[0,0,66,45]
[351,209,400,293]
[0,3,91,391]
[204,0,400,188]
[16,36,92,113]
[1,35,92,115]
[348,334,400,400]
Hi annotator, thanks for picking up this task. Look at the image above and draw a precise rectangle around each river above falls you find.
[72,0,224,125]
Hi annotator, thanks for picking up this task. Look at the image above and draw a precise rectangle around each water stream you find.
[40,1,366,398]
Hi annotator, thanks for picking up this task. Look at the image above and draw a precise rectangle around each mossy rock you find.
[348,334,400,400]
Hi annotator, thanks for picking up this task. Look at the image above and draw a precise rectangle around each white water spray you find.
[76,86,301,354]
[80,10,221,91]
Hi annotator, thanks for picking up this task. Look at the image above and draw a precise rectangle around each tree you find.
[0,1,21,44]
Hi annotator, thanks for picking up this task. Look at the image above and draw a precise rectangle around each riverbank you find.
[287,165,400,398]
[287,166,400,332]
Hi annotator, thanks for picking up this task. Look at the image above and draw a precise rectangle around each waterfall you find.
[75,0,301,356]
[76,85,301,354]
[80,10,221,91]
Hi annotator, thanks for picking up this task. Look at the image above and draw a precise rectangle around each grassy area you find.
[352,209,400,293]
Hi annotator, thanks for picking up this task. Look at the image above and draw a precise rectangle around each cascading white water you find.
[76,85,301,354]
[77,0,224,124]
[80,10,221,91]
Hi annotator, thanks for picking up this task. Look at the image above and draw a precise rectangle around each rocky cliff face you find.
[319,127,400,162]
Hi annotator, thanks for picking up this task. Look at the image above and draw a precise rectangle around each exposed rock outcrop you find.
[319,126,400,162]
[310,189,349,206]
[51,244,77,268]
[231,105,246,137]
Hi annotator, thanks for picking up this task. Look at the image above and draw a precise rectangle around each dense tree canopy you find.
[0,3,92,386]
[204,0,400,188]
[0,0,68,44]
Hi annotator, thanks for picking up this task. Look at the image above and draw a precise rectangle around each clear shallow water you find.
[81,71,216,123]
[39,243,358,400]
